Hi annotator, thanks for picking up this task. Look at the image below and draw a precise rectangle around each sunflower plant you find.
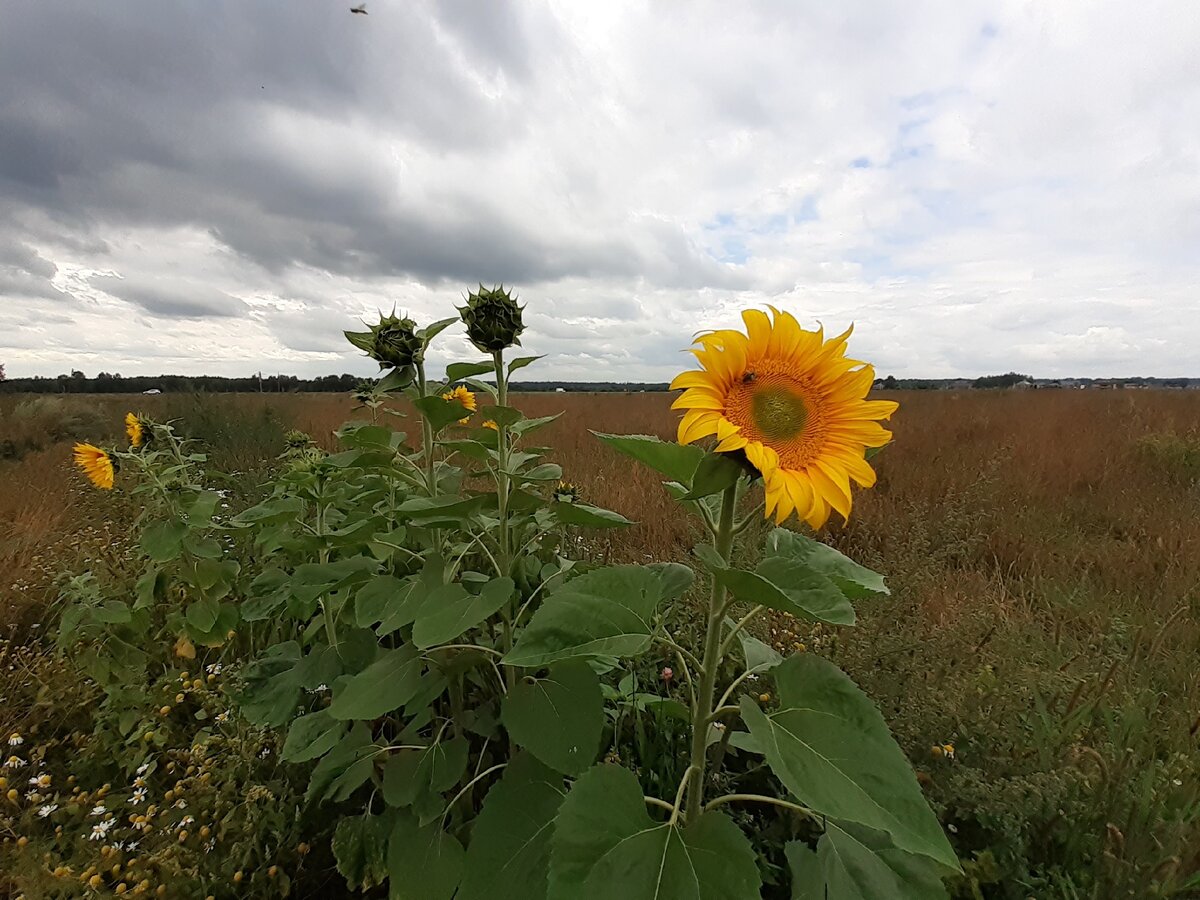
[57,294,959,898]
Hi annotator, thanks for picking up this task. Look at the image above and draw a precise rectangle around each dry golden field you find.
[2,387,1199,895]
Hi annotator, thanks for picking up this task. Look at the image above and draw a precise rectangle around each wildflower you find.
[125,412,144,448]
[459,284,525,352]
[130,788,147,805]
[179,815,194,828]
[38,803,58,818]
[661,667,674,683]
[174,636,196,660]
[440,385,477,424]
[5,755,26,768]
[671,308,898,528]
[931,743,955,760]
[7,733,22,746]
[215,711,230,724]
[88,818,116,841]
[28,773,51,788]
[552,481,580,504]
[136,763,150,776]
[90,804,108,817]
[205,663,223,676]
[483,419,499,431]
[73,443,116,490]
[758,692,772,703]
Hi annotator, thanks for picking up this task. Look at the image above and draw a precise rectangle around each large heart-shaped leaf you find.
[329,645,424,720]
[412,577,514,649]
[740,654,957,869]
[550,501,632,528]
[458,753,566,900]
[548,765,761,899]
[787,822,951,900]
[717,565,856,626]
[388,813,464,900]
[505,565,692,667]
[381,736,469,810]
[502,660,603,775]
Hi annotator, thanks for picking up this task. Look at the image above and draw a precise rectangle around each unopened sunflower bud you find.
[552,481,580,504]
[458,284,525,352]
[346,312,422,369]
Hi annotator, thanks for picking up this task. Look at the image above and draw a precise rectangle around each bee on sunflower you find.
[73,443,116,490]
[671,307,897,528]
[440,385,477,425]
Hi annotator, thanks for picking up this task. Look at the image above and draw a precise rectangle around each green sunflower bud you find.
[458,284,525,353]
[345,312,422,369]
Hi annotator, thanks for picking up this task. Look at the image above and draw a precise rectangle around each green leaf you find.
[396,494,483,521]
[308,723,375,803]
[508,355,543,374]
[738,630,783,675]
[141,519,188,562]
[459,753,566,900]
[377,366,416,392]
[502,660,603,776]
[551,501,633,529]
[328,645,424,720]
[334,812,392,891]
[355,574,407,628]
[486,405,524,427]
[505,565,685,667]
[678,451,742,500]
[414,395,473,433]
[592,433,705,483]
[446,361,495,383]
[381,736,469,809]
[185,597,220,633]
[92,601,132,624]
[787,823,951,900]
[718,565,856,626]
[345,329,375,353]
[512,413,561,437]
[412,577,514,649]
[240,642,304,727]
[740,654,958,869]
[419,316,459,342]
[765,528,888,599]
[388,813,465,900]
[518,463,563,482]
[282,710,347,763]
[548,764,761,899]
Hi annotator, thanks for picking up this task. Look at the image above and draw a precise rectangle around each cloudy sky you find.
[2,1,1198,381]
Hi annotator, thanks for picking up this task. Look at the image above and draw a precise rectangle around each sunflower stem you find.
[415,358,436,495]
[685,480,739,823]
[492,349,517,693]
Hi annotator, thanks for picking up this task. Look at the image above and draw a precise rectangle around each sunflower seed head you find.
[458,284,525,353]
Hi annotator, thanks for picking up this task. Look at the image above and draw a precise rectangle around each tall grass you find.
[3,387,1199,896]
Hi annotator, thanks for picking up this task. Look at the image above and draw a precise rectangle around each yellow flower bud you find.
[159,706,171,716]
[89,875,103,889]
[233,871,243,883]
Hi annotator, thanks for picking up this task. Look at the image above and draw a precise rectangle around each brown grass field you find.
[2,387,1199,893]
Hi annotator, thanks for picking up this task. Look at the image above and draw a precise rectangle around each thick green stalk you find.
[685,481,739,822]
[415,359,436,494]
[492,350,517,691]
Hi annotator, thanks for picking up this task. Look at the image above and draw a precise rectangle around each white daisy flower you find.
[38,803,59,818]
[7,733,22,747]
[4,755,26,769]
[130,787,147,805]
[89,804,107,817]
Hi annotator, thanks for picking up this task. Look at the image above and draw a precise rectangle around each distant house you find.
[555,387,565,393]
[1013,380,1033,390]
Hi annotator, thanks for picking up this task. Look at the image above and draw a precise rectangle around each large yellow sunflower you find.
[671,307,898,528]
[73,443,115,490]
[441,385,477,424]
[125,412,144,447]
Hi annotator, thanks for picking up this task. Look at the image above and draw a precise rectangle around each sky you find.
[1,1,1198,382]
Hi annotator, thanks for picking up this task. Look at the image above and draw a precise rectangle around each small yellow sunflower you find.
[73,443,115,490]
[125,412,144,447]
[441,385,477,424]
[482,419,499,431]
[671,307,898,528]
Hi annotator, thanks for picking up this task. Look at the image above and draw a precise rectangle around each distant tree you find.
[881,375,898,389]
[0,362,5,382]
[973,372,1031,389]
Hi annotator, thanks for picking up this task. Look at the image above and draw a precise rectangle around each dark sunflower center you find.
[750,387,808,440]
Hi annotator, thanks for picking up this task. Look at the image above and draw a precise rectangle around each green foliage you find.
[38,292,959,898]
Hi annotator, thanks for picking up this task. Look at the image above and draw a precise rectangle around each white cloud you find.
[1,0,1198,380]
